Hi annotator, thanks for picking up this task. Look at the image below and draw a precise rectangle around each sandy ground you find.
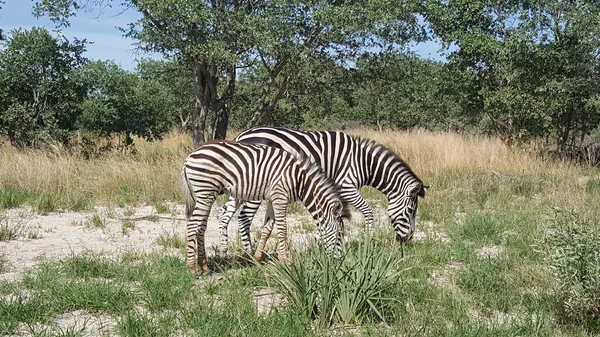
[0,202,400,282]
[0,202,449,336]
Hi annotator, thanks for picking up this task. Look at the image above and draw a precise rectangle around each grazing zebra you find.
[181,140,349,274]
[217,127,428,255]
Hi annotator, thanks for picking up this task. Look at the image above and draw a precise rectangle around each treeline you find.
[2,1,600,154]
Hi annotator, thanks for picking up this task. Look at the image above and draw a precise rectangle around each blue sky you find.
[2,1,449,71]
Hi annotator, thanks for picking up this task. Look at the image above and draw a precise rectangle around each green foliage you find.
[76,60,172,146]
[136,59,194,130]
[545,209,600,331]
[426,0,600,148]
[347,53,465,130]
[267,236,404,327]
[0,27,88,147]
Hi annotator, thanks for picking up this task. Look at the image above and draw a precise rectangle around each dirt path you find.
[0,203,390,282]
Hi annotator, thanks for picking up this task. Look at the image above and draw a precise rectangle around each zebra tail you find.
[181,167,195,220]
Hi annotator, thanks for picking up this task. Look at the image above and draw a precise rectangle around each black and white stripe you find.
[181,140,348,274]
[217,127,428,255]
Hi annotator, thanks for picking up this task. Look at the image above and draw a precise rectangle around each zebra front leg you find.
[272,201,291,262]
[341,186,374,230]
[238,200,261,256]
[253,201,275,262]
[217,197,241,256]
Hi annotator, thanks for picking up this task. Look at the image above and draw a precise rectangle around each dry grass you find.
[0,131,193,210]
[0,128,593,211]
[347,129,578,174]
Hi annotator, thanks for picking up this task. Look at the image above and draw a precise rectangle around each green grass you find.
[587,178,600,195]
[123,207,136,217]
[88,214,107,229]
[121,219,135,234]
[155,232,186,250]
[0,186,31,210]
[154,202,170,214]
[0,254,7,273]
[287,201,305,215]
[0,220,19,241]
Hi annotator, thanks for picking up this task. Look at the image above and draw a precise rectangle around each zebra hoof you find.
[201,260,210,274]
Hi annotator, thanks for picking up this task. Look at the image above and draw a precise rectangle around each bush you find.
[266,236,405,328]
[545,209,600,331]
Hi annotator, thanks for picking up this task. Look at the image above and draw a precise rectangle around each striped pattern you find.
[217,128,428,255]
[181,140,348,274]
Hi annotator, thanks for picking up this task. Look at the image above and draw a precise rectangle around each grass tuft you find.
[545,209,600,332]
[121,219,135,235]
[155,232,186,250]
[0,219,19,241]
[154,202,170,214]
[267,235,405,327]
[0,253,7,273]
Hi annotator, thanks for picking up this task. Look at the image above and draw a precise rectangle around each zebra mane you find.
[293,151,351,220]
[352,135,423,184]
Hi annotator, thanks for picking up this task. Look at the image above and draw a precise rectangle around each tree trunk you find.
[214,67,236,139]
[245,75,289,129]
[191,62,209,148]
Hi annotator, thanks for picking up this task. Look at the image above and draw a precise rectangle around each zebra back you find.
[235,127,427,242]
[236,127,425,196]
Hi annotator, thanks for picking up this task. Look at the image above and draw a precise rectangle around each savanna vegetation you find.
[0,130,599,335]
[1,0,600,336]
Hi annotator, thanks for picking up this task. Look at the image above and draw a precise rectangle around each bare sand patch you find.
[413,221,450,243]
[427,261,463,293]
[475,245,505,259]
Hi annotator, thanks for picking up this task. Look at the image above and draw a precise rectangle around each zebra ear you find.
[409,183,429,198]
[333,200,350,219]
[333,201,344,217]
[418,185,430,198]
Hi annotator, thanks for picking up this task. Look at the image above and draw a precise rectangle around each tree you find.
[34,0,425,146]
[136,58,194,131]
[0,0,5,40]
[0,27,87,147]
[425,0,600,147]
[77,60,172,146]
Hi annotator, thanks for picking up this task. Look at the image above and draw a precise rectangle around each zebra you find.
[181,140,349,274]
[217,127,429,256]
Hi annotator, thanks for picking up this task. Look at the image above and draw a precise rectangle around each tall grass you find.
[347,129,576,174]
[0,128,589,213]
[0,131,194,211]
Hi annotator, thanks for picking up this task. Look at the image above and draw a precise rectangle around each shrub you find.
[266,236,404,327]
[545,209,600,331]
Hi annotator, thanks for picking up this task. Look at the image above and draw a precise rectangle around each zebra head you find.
[320,199,349,258]
[388,181,429,243]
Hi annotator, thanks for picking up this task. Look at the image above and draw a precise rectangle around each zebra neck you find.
[360,144,416,196]
[298,173,320,216]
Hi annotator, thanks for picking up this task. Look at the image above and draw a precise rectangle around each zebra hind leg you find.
[216,197,240,257]
[188,194,216,274]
